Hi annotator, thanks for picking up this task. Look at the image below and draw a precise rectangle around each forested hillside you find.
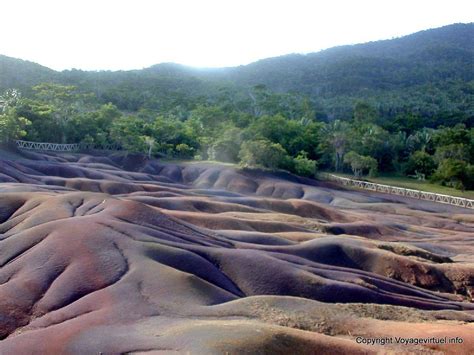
[1,23,473,123]
[1,23,473,189]
[229,22,473,93]
[225,23,474,124]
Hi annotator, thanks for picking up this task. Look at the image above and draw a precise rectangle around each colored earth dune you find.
[0,151,473,354]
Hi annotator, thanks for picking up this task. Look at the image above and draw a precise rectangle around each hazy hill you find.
[0,55,58,93]
[0,23,473,121]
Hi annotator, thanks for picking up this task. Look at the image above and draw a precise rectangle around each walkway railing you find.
[322,174,474,210]
[15,140,122,152]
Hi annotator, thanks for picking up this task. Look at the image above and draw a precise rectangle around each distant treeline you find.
[1,82,473,190]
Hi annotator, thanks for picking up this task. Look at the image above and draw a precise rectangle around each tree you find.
[175,143,194,158]
[185,105,230,158]
[434,143,469,162]
[352,124,391,170]
[389,131,409,173]
[344,151,378,178]
[322,120,351,172]
[0,111,30,143]
[433,124,470,147]
[151,115,199,155]
[245,114,308,156]
[144,136,155,158]
[208,126,243,163]
[407,128,434,153]
[33,83,93,143]
[353,101,377,124]
[0,89,30,143]
[391,113,425,133]
[65,103,122,145]
[110,115,149,153]
[405,151,436,180]
[0,89,21,110]
[239,139,291,170]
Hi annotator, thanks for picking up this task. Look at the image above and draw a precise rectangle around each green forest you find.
[1,23,473,190]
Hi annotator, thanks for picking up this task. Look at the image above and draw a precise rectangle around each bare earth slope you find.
[0,152,473,354]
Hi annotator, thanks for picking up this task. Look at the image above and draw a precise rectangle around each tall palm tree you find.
[323,120,350,172]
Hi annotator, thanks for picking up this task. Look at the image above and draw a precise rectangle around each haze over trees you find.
[0,23,473,189]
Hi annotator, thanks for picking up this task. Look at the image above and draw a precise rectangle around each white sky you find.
[1,0,472,71]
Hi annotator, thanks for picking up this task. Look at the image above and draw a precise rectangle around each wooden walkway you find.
[12,140,474,210]
[323,174,474,210]
[15,140,122,152]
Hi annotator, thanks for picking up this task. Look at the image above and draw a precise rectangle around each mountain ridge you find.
[1,22,473,122]
[1,23,471,76]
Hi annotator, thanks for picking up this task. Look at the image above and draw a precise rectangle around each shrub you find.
[431,159,473,190]
[175,143,194,158]
[293,151,317,177]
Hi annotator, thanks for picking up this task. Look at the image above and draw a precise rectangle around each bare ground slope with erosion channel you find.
[0,151,473,354]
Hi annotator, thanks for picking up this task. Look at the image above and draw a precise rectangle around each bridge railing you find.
[15,140,122,152]
[322,173,474,210]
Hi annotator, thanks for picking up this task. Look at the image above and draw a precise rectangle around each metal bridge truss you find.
[326,174,474,210]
